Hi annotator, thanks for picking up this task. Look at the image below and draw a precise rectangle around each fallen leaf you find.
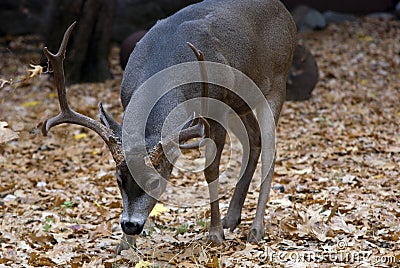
[135,260,152,268]
[21,100,41,107]
[47,92,57,98]
[0,121,19,143]
[291,167,312,175]
[150,203,169,217]
[74,133,87,140]
[206,255,220,268]
[27,64,43,78]
[0,78,11,88]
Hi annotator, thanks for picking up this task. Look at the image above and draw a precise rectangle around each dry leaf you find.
[20,100,41,107]
[0,121,19,143]
[0,78,11,88]
[135,260,152,268]
[27,64,43,78]
[74,133,87,140]
[150,203,169,217]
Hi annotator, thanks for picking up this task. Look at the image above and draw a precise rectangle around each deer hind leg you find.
[222,112,261,231]
[204,119,227,245]
[247,76,285,243]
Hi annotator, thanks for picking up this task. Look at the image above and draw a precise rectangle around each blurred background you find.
[1,0,399,84]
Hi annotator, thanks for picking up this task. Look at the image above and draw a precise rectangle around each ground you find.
[0,17,399,267]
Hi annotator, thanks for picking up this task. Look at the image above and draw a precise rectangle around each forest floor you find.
[1,17,399,267]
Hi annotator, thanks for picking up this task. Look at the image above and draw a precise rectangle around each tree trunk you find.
[45,0,116,84]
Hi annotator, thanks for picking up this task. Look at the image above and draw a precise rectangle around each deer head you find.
[41,22,210,236]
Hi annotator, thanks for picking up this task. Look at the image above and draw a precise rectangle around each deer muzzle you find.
[121,218,145,235]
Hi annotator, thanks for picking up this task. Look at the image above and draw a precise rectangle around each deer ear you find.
[98,102,122,141]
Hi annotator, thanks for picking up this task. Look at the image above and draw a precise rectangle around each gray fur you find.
[116,0,296,247]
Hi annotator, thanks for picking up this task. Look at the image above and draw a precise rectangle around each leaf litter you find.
[0,17,399,267]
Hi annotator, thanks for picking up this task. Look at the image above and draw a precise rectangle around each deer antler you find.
[41,22,125,166]
[149,43,210,166]
[186,42,209,117]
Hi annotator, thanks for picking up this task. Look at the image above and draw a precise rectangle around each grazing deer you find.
[41,0,296,250]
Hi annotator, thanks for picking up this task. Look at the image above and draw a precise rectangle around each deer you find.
[40,0,296,251]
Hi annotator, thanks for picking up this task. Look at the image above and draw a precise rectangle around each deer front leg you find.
[223,112,261,231]
[204,120,226,245]
[115,234,136,254]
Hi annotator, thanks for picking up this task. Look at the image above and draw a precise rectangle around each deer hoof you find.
[208,228,225,245]
[247,225,264,243]
[115,234,136,255]
[115,241,129,255]
[222,214,241,231]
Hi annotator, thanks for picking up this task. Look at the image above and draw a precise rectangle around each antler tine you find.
[41,22,124,166]
[186,42,209,116]
[177,42,210,147]
[149,115,210,166]
[179,116,210,149]
[42,22,76,123]
[149,43,212,167]
[186,42,203,60]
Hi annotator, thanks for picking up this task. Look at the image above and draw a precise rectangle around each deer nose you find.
[121,220,144,235]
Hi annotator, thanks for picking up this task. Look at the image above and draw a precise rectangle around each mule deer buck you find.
[41,0,296,248]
